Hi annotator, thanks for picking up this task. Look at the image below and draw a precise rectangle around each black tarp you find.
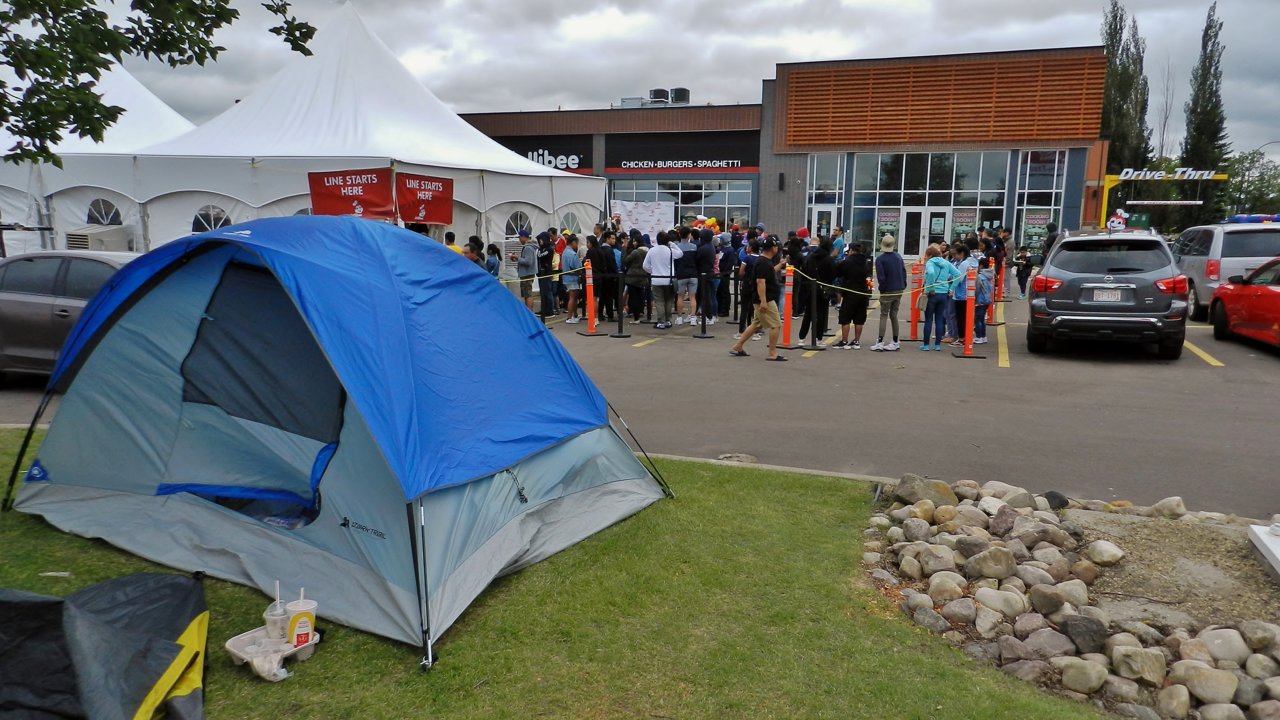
[0,573,207,720]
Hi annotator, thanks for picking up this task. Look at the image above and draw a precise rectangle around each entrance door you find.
[902,208,950,258]
[809,205,839,238]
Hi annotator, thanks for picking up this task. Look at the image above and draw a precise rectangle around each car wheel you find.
[1211,301,1231,341]
[1157,337,1184,360]
[1026,328,1048,354]
[1187,284,1207,322]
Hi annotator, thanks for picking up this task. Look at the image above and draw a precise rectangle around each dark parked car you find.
[1210,257,1280,348]
[1027,232,1188,359]
[0,250,138,378]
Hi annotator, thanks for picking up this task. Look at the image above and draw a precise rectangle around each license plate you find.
[1093,289,1122,302]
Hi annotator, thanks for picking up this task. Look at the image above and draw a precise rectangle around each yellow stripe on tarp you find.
[133,610,208,720]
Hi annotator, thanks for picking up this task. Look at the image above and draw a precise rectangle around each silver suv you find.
[1174,223,1280,321]
[1027,232,1187,359]
[0,250,137,377]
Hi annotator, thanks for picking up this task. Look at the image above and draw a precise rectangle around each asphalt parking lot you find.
[0,295,1275,518]
[546,296,1279,518]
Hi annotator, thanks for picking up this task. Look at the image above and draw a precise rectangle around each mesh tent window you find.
[505,211,532,239]
[87,199,121,225]
[192,205,231,233]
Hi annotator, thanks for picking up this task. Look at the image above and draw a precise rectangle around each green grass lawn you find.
[0,429,1101,719]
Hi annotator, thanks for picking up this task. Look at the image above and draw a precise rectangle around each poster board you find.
[610,200,675,242]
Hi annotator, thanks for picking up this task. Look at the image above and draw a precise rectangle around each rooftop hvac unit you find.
[65,224,131,252]
[670,87,690,105]
[648,88,669,104]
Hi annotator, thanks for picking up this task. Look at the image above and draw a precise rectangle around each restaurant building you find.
[462,45,1108,256]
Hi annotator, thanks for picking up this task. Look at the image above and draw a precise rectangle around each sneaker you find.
[751,333,763,341]
[674,316,684,326]
[850,340,861,349]
[708,317,717,325]
[1018,294,1025,299]
[941,336,955,344]
[933,344,942,351]
[948,340,964,347]
[565,316,581,324]
[919,344,931,351]
[832,340,848,349]
[975,337,988,344]
[886,341,900,351]
[870,341,885,352]
[687,315,698,325]
[734,333,743,340]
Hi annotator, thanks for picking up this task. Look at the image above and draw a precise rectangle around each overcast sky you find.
[127,0,1280,161]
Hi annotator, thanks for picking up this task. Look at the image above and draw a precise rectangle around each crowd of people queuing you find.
[451,213,1029,360]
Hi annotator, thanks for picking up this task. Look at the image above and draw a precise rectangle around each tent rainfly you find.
[6,216,667,659]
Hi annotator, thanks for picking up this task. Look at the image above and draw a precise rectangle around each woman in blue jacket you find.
[921,244,961,351]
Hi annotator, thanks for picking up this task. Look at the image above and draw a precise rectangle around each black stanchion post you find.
[807,273,826,351]
[692,273,713,339]
[610,271,631,338]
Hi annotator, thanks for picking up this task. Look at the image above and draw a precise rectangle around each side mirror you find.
[1228,275,1246,285]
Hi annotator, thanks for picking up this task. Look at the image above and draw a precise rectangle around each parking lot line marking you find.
[801,334,841,358]
[1183,339,1225,367]
[996,302,1010,368]
[633,338,661,348]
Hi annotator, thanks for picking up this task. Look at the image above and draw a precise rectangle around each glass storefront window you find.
[848,208,875,245]
[853,192,877,206]
[954,192,979,206]
[853,154,878,191]
[877,192,902,207]
[928,192,951,207]
[610,179,755,228]
[807,154,847,233]
[929,154,955,190]
[811,154,842,191]
[979,192,1004,207]
[904,154,928,191]
[981,151,1009,190]
[903,191,926,207]
[879,154,903,191]
[955,152,982,191]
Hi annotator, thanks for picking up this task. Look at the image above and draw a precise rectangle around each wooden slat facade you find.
[775,47,1105,152]
[462,105,762,137]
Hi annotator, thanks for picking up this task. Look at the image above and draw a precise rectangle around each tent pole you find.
[607,401,673,499]
[407,498,434,669]
[2,391,53,512]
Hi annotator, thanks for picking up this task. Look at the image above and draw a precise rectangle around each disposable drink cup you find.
[286,599,318,648]
[263,601,289,640]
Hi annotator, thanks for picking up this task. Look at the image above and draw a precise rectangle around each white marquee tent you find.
[1,2,604,254]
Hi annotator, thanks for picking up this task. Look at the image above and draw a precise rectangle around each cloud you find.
[121,0,1280,161]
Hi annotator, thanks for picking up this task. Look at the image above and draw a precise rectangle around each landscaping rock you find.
[953,505,990,529]
[1045,557,1073,583]
[894,474,959,507]
[1024,628,1076,659]
[1118,621,1165,646]
[1249,653,1280,679]
[1248,700,1280,720]
[1001,659,1052,683]
[1200,704,1247,720]
[1004,490,1035,509]
[934,505,960,524]
[999,577,1026,595]
[1014,613,1050,639]
[1182,638,1217,663]
[1060,615,1109,655]
[978,495,1007,516]
[1029,585,1065,615]
[1082,539,1126,566]
[903,517,931,542]
[999,635,1033,663]
[905,592,933,612]
[972,578,999,592]
[1265,676,1280,700]
[1113,646,1167,686]
[1103,674,1142,703]
[976,606,1005,638]
[1014,565,1055,588]
[1157,685,1192,719]
[963,641,1000,663]
[1047,603,1078,626]
[918,546,957,576]
[869,568,899,586]
[1071,559,1101,585]
[862,552,881,564]
[910,499,936,523]
[988,505,1020,537]
[1242,621,1279,651]
[868,515,892,531]
[1082,652,1111,669]
[1148,496,1188,518]
[886,526,905,544]
[975,587,1026,619]
[1106,632,1144,661]
[1056,579,1089,607]
[951,480,980,501]
[1031,546,1064,565]
[899,555,922,580]
[1114,702,1161,720]
[928,577,964,604]
[913,607,951,634]
[966,547,1016,579]
[1202,628,1254,665]
[1171,659,1214,684]
[1184,664,1242,704]
[1238,677,1268,706]
[1044,490,1070,510]
[941,598,976,625]
[1079,605,1111,630]
[955,536,990,558]
[1059,657,1108,693]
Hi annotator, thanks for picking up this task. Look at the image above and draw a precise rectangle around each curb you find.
[643,452,899,488]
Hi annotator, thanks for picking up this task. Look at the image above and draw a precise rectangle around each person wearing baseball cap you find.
[729,236,786,361]
[510,229,538,312]
[755,222,766,232]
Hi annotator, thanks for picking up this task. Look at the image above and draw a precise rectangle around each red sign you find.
[307,168,395,220]
[396,173,454,225]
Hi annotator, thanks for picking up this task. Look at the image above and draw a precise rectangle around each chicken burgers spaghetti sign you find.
[307,168,455,224]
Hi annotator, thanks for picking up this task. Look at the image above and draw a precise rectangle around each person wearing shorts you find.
[834,243,871,348]
[728,236,785,361]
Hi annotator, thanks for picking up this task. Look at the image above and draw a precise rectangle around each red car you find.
[1210,257,1280,347]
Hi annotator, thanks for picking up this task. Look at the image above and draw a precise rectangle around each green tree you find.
[0,1,315,167]
[1100,1,1152,211]
[1179,1,1231,225]
[1224,150,1280,215]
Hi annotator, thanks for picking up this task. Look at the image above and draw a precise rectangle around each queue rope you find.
[788,265,956,298]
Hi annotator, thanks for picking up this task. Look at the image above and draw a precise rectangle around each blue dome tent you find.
[5,216,667,659]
